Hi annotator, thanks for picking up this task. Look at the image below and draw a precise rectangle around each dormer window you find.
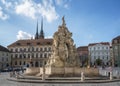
[16,43,21,46]
[27,43,31,45]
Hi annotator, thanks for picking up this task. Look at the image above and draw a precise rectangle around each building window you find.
[44,61,46,65]
[28,48,30,51]
[44,53,47,58]
[19,48,22,52]
[23,61,26,65]
[40,61,43,67]
[15,54,18,58]
[15,61,17,65]
[2,57,4,61]
[32,47,34,51]
[19,61,21,65]
[24,48,26,51]
[94,47,96,50]
[48,47,51,51]
[36,53,38,58]
[103,56,104,59]
[11,49,13,52]
[6,58,8,61]
[37,42,40,45]
[16,43,21,46]
[15,48,18,52]
[36,48,38,51]
[40,48,43,51]
[115,46,117,49]
[102,47,104,49]
[32,53,34,58]
[49,53,51,57]
[28,54,30,58]
[106,47,108,50]
[94,56,96,59]
[11,54,13,58]
[19,54,22,58]
[27,43,31,45]
[23,54,26,58]
[6,53,8,56]
[40,54,42,58]
[98,47,100,50]
[44,47,47,51]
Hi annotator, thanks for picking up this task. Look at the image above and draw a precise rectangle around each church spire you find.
[39,18,44,39]
[35,20,39,39]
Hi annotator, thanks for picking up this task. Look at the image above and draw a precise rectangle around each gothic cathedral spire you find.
[39,18,44,39]
[35,20,39,39]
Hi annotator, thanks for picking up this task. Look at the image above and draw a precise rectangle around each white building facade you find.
[88,42,110,66]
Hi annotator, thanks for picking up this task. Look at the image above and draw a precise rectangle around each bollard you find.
[81,72,85,81]
[42,66,45,81]
[110,72,113,80]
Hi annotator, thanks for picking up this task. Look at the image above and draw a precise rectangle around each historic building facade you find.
[112,36,120,67]
[88,42,110,66]
[0,45,11,70]
[77,46,88,66]
[7,20,53,68]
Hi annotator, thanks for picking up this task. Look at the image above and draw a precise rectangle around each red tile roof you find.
[7,38,53,47]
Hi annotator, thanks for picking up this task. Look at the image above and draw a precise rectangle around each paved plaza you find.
[0,72,120,86]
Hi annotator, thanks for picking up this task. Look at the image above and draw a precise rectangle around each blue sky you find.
[0,0,120,47]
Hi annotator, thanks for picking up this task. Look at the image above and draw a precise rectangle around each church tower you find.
[39,18,44,39]
[35,20,39,39]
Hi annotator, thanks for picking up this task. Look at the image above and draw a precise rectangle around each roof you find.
[88,42,110,46]
[0,45,10,52]
[112,35,120,40]
[112,35,120,44]
[77,46,88,51]
[7,38,53,47]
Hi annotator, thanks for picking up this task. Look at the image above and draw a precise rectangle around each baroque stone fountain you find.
[46,16,80,68]
[25,17,99,77]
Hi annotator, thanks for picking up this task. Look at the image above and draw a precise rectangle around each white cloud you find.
[64,4,69,9]
[17,30,34,40]
[55,0,70,9]
[38,0,59,22]
[1,0,12,8]
[15,0,36,19]
[55,0,62,5]
[15,0,59,22]
[0,7,9,20]
[1,0,71,22]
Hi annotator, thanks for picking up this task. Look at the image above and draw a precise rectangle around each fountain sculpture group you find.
[25,17,99,77]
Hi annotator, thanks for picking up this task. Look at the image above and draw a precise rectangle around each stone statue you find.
[62,16,66,26]
[46,16,80,67]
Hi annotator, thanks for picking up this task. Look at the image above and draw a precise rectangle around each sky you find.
[0,0,120,47]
